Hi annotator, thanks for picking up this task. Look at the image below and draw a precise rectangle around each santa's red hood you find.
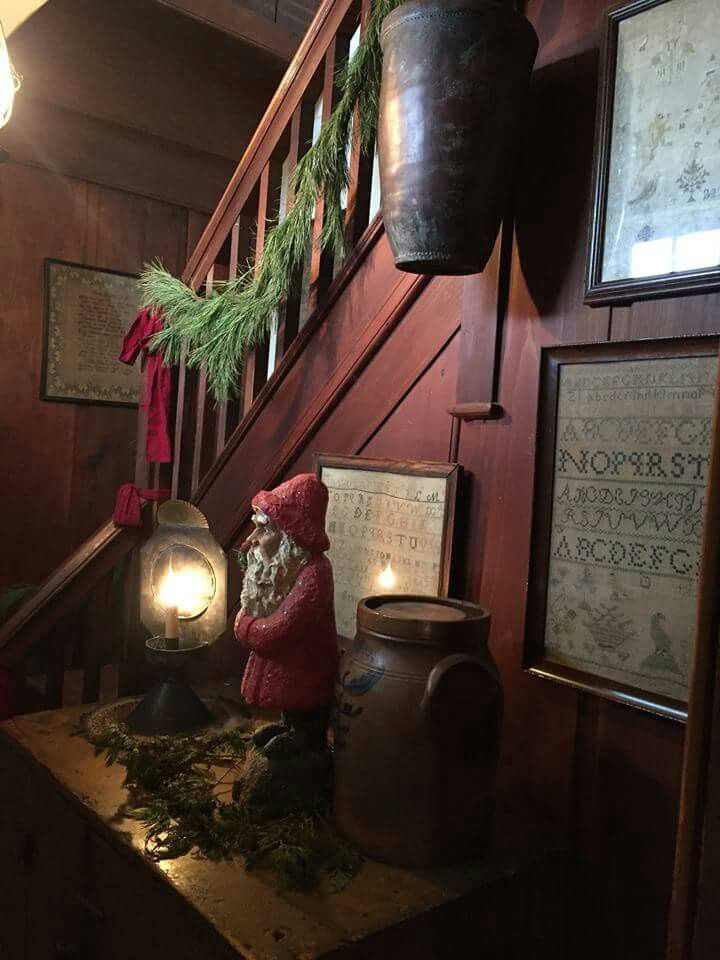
[253,473,330,553]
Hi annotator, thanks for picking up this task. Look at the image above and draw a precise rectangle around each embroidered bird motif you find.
[629,178,659,206]
[642,612,681,674]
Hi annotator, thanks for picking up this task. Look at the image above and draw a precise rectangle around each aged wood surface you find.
[0,699,564,960]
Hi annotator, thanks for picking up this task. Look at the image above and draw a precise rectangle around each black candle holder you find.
[125,636,213,736]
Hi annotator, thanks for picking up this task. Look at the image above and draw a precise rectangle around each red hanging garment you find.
[119,308,172,464]
[113,483,171,526]
[113,308,173,527]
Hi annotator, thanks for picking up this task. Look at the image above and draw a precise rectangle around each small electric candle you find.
[164,604,180,644]
[377,561,397,591]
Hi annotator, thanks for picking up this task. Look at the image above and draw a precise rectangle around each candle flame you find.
[158,561,212,618]
[377,561,397,591]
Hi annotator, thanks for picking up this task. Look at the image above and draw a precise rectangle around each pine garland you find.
[141,0,401,400]
[85,722,362,892]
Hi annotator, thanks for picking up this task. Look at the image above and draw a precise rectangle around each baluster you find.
[118,544,147,697]
[81,575,113,705]
[241,163,272,416]
[190,267,214,494]
[171,345,189,500]
[344,0,374,248]
[102,556,129,703]
[273,104,309,366]
[44,625,66,710]
[213,225,239,458]
[306,39,339,319]
[134,356,151,490]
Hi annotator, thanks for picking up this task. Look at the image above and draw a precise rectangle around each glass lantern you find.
[127,501,227,735]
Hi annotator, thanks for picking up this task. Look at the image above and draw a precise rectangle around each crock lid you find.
[357,594,490,645]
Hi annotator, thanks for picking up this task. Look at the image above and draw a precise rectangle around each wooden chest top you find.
[0,698,564,960]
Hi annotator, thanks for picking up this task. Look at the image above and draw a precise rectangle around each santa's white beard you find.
[240,540,307,618]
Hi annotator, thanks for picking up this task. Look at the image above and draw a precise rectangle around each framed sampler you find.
[315,455,460,641]
[585,0,720,305]
[42,259,141,406]
[525,336,718,721]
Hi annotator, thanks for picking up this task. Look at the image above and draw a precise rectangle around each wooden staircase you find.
[0,0,466,713]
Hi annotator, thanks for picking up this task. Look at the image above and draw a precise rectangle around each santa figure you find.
[235,473,338,756]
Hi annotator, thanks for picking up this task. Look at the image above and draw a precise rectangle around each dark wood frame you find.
[667,350,720,959]
[524,335,719,723]
[41,258,140,408]
[585,0,720,306]
[314,454,460,600]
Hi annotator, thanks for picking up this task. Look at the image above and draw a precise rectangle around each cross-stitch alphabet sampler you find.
[315,456,459,640]
[526,336,718,721]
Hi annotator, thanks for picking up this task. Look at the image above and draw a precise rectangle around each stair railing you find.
[0,0,381,712]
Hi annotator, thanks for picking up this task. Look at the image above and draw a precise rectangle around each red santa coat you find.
[235,554,338,711]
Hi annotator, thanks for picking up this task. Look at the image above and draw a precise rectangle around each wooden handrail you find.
[0,518,148,667]
[183,0,356,289]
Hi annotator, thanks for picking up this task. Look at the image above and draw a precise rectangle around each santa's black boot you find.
[252,719,289,750]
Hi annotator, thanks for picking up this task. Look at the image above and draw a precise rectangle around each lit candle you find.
[157,560,214,648]
[164,604,180,645]
[377,560,397,591]
[159,564,182,648]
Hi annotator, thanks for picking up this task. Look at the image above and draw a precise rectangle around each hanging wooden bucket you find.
[378,0,538,275]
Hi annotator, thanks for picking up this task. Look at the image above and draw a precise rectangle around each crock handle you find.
[420,653,496,722]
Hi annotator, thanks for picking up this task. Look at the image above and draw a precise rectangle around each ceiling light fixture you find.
[0,19,22,129]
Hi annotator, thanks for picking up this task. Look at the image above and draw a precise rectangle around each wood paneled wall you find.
[0,0,286,592]
[194,0,716,955]
[0,163,197,591]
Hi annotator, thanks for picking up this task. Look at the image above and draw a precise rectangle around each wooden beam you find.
[154,0,298,61]
[1,96,235,214]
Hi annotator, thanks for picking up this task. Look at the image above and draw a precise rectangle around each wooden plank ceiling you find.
[156,0,321,58]
[4,0,319,58]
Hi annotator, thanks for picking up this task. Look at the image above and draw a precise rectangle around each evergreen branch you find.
[84,721,362,891]
[141,0,400,399]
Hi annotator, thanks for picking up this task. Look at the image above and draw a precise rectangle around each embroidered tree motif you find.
[677,155,709,202]
[548,590,577,643]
